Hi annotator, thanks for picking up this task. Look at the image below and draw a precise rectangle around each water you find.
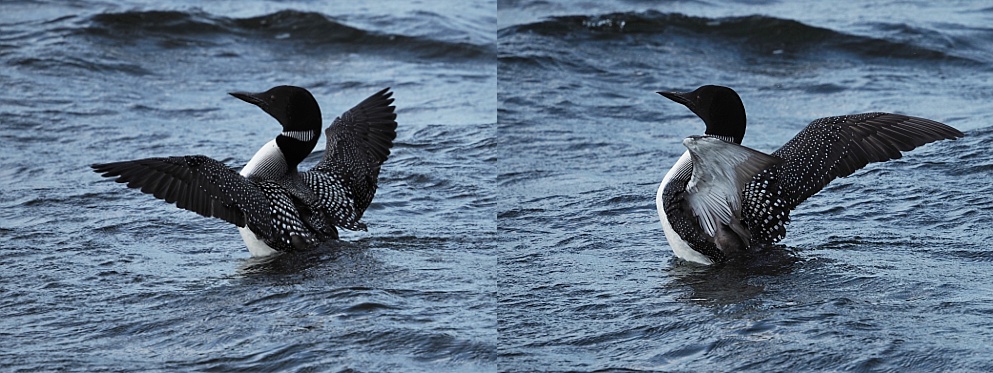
[4,0,993,371]
[1,0,495,371]
[497,0,993,371]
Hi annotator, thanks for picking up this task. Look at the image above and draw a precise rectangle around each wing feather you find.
[92,155,272,237]
[771,113,963,209]
[683,136,782,243]
[741,113,963,244]
[307,88,398,229]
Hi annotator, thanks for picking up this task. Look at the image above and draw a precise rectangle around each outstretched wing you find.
[92,155,273,238]
[772,113,963,208]
[742,113,964,243]
[683,136,782,245]
[306,87,398,229]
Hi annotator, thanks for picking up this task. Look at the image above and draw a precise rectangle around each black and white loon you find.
[92,86,397,257]
[655,85,963,265]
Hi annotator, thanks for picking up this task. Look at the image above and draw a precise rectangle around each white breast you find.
[657,151,714,265]
[238,226,279,257]
[240,139,287,179]
[237,140,283,257]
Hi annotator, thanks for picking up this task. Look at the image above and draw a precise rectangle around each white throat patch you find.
[281,130,316,142]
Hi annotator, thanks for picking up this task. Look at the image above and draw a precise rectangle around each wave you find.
[84,9,493,62]
[500,11,979,65]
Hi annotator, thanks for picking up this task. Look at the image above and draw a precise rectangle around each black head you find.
[230,85,323,168]
[658,85,746,144]
[230,85,322,132]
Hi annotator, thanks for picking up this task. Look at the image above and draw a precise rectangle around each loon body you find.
[655,85,963,265]
[93,86,398,257]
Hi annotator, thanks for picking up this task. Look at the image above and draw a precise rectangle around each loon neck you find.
[276,129,320,169]
[702,134,741,144]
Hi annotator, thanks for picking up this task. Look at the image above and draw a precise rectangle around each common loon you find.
[655,85,964,265]
[92,86,397,257]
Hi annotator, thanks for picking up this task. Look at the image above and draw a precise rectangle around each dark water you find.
[498,0,993,371]
[4,0,993,371]
[1,0,495,371]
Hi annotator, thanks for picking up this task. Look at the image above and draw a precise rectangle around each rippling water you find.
[498,0,993,371]
[2,0,495,371]
[5,0,993,371]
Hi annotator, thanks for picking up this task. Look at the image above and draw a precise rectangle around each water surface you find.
[1,1,495,371]
[498,0,993,371]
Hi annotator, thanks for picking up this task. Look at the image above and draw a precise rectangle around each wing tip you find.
[91,161,132,179]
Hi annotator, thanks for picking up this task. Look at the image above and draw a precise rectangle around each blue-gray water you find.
[1,0,495,371]
[3,0,993,371]
[497,0,993,371]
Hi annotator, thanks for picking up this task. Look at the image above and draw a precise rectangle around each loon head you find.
[230,85,322,168]
[658,85,746,144]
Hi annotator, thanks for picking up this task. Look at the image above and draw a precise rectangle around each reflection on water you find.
[235,242,371,276]
[667,245,800,306]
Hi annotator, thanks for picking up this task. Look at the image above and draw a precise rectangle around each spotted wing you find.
[683,136,783,245]
[742,113,964,243]
[306,87,398,230]
[92,155,273,238]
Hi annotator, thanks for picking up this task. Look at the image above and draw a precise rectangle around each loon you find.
[655,85,964,265]
[92,86,398,257]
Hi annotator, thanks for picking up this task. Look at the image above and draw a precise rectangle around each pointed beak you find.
[229,91,270,111]
[657,90,696,111]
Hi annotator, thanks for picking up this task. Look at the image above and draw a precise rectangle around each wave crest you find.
[86,9,492,62]
[503,11,975,64]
